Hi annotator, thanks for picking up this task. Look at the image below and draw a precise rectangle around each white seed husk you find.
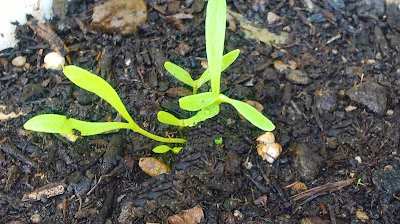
[257,142,282,163]
[256,132,275,144]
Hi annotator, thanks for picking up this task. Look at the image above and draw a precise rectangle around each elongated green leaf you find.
[206,0,226,94]
[221,96,275,131]
[183,103,219,126]
[152,145,183,154]
[221,49,240,71]
[24,114,131,136]
[158,104,219,127]
[157,111,183,126]
[165,62,194,87]
[63,65,135,125]
[179,92,218,111]
[196,49,240,88]
[153,145,172,153]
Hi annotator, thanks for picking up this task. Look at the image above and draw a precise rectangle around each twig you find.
[290,178,355,202]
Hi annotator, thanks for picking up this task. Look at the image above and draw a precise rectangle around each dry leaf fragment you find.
[168,205,204,224]
[167,13,194,20]
[285,181,308,193]
[166,87,192,98]
[139,157,170,177]
[241,23,288,46]
[0,111,25,120]
[356,210,369,222]
[274,60,289,72]
[227,10,288,46]
[345,105,357,112]
[22,181,66,201]
[0,105,24,120]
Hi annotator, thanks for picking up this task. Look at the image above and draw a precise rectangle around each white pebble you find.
[30,214,42,223]
[267,12,280,24]
[44,52,65,70]
[12,56,26,67]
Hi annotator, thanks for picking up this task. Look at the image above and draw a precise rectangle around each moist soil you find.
[1,0,400,223]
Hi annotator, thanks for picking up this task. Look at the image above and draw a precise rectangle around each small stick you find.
[290,178,355,202]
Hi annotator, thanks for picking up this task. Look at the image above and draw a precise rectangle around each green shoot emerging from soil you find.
[152,145,183,154]
[24,65,186,144]
[158,0,275,131]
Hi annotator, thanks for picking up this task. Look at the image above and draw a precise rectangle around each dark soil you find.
[1,0,400,223]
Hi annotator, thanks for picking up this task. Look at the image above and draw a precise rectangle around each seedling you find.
[214,137,223,145]
[152,145,183,154]
[24,65,186,144]
[158,0,275,131]
[164,49,240,94]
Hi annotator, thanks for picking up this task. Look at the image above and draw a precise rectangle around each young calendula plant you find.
[24,65,186,144]
[158,0,275,131]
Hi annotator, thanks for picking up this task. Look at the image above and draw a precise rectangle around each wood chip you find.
[22,181,67,201]
[290,178,355,202]
[27,18,69,55]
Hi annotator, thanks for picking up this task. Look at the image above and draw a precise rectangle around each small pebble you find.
[44,52,65,70]
[355,156,362,163]
[267,12,280,24]
[285,70,310,84]
[30,214,42,223]
[12,56,26,68]
[356,210,369,222]
[139,157,170,177]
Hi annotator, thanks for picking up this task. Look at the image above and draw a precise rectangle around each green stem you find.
[132,125,187,143]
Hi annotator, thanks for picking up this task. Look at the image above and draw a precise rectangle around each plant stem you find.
[133,126,187,143]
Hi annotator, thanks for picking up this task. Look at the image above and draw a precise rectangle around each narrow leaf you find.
[222,97,275,131]
[206,0,226,93]
[157,111,184,126]
[153,145,173,153]
[158,104,219,127]
[63,65,134,124]
[165,62,194,87]
[196,49,240,88]
[152,145,183,154]
[221,49,240,71]
[182,103,219,126]
[24,114,131,136]
[179,92,218,111]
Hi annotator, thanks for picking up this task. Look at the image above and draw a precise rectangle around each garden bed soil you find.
[1,0,400,223]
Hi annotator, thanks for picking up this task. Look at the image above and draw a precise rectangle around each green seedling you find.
[152,145,183,154]
[24,65,186,144]
[214,137,223,145]
[158,0,275,131]
[165,49,240,94]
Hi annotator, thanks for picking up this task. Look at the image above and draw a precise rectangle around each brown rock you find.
[138,157,170,177]
[285,70,310,84]
[292,144,323,181]
[11,56,26,68]
[91,0,147,36]
[346,82,387,114]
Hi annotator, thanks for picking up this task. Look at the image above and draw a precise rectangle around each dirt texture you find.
[1,0,400,223]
